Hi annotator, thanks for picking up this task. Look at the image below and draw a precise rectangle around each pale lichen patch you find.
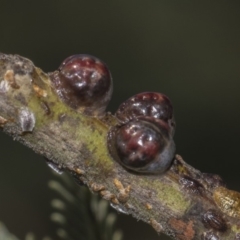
[140,177,190,214]
[231,224,240,234]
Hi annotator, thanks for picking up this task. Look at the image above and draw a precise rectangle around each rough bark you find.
[0,53,240,240]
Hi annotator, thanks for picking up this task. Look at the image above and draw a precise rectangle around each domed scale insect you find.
[108,92,176,173]
[49,54,113,116]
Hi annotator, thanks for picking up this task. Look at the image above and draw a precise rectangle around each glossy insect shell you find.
[108,119,175,173]
[116,92,175,135]
[49,54,113,115]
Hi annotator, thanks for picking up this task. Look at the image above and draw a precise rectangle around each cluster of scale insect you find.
[108,92,176,173]
[16,54,239,235]
[5,53,240,239]
[49,54,176,174]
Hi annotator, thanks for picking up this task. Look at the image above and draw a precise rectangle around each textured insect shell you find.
[202,209,227,232]
[116,92,176,135]
[213,186,240,219]
[179,175,204,195]
[116,92,173,121]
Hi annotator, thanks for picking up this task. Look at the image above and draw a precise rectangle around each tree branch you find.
[0,53,240,240]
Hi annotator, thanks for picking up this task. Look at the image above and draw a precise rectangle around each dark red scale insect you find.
[108,92,176,173]
[50,55,176,174]
[116,92,175,136]
[49,54,112,115]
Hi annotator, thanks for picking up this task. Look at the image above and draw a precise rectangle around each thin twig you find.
[0,53,240,240]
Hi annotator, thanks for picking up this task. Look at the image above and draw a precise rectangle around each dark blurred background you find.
[0,1,240,239]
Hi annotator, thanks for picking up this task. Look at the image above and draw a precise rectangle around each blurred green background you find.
[0,1,240,239]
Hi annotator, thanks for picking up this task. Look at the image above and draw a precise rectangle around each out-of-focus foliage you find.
[0,222,20,240]
[0,173,122,240]
[48,173,122,240]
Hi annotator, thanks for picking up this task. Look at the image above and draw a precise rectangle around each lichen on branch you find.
[0,53,240,240]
